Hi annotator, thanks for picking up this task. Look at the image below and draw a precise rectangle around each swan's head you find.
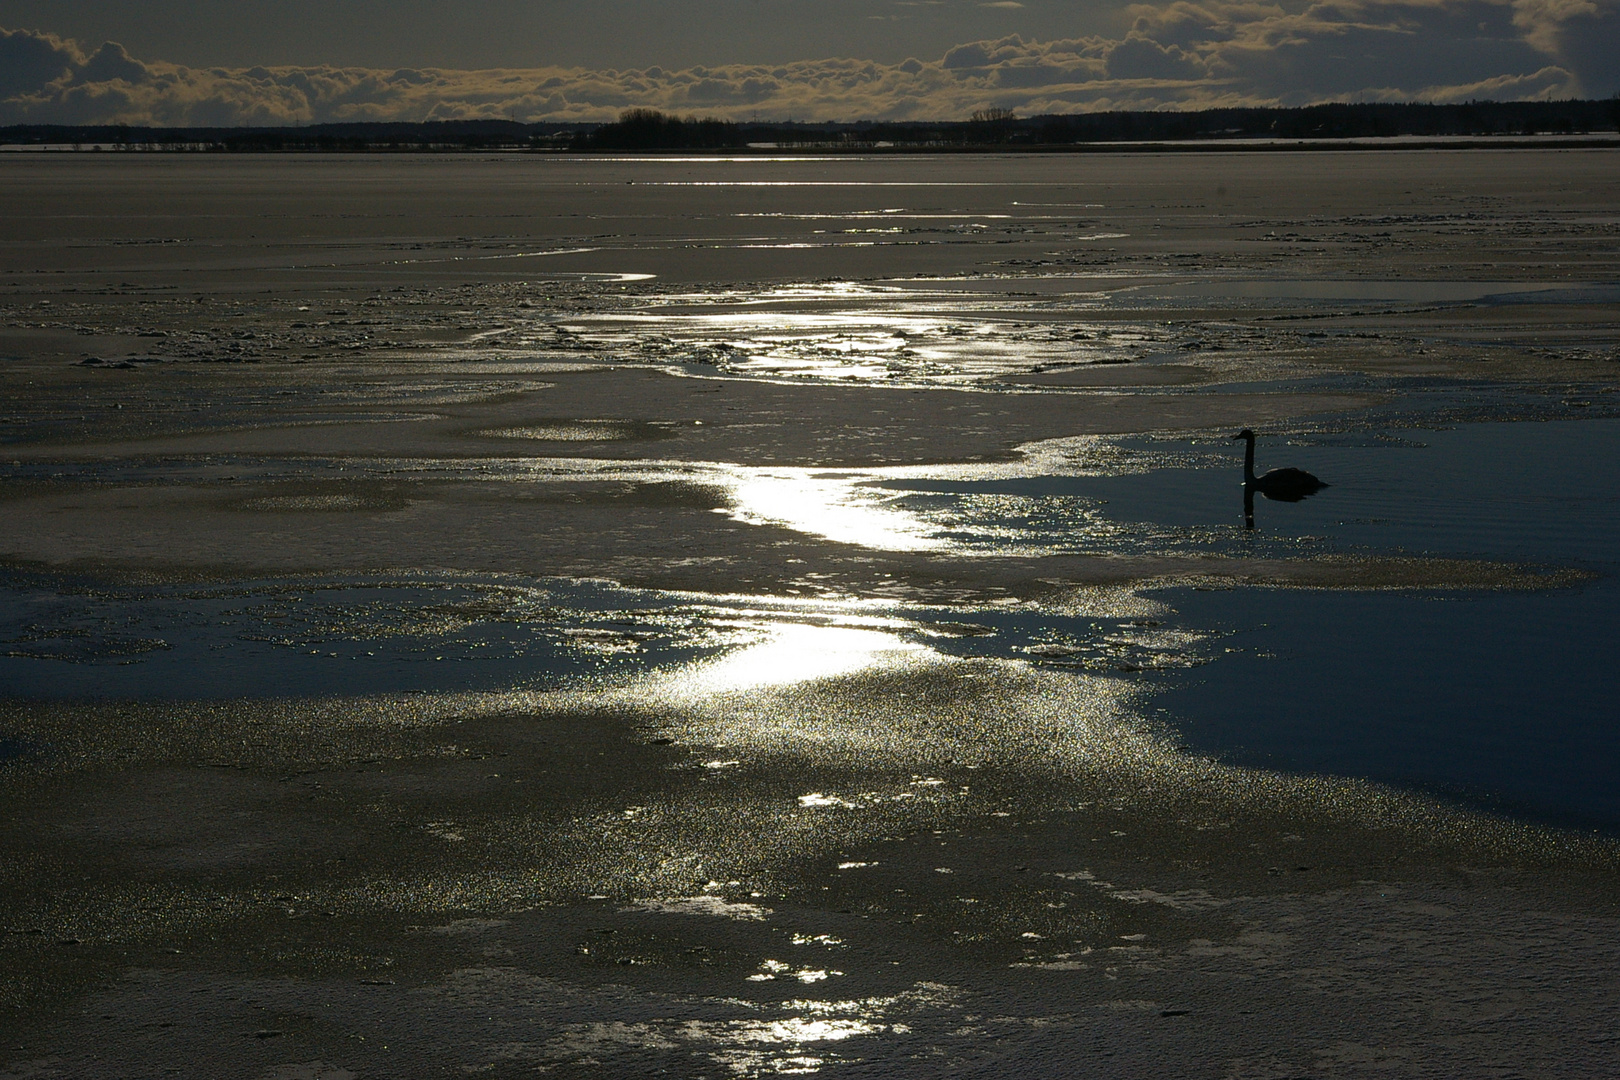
[1230,428,1255,440]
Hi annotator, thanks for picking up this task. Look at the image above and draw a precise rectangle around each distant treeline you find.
[576,108,745,150]
[5,99,1619,152]
[1031,99,1620,142]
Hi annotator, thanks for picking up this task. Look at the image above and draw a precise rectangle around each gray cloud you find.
[76,40,147,85]
[0,26,77,96]
[1513,0,1620,94]
[1105,35,1209,80]
[0,3,1608,128]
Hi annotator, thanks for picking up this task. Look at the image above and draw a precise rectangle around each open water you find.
[6,415,1616,830]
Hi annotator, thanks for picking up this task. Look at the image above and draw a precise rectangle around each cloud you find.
[942,41,995,69]
[76,41,148,85]
[1105,35,1209,80]
[1415,63,1578,100]
[0,5,1607,127]
[0,27,80,97]
[1513,0,1620,94]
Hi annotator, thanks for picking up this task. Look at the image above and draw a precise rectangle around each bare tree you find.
[968,107,1018,143]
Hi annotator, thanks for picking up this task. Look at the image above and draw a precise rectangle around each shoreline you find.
[8,137,1620,155]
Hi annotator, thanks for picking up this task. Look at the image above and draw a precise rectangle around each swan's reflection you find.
[1232,428,1328,529]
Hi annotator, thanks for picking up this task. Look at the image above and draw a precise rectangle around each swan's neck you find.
[1242,435,1256,483]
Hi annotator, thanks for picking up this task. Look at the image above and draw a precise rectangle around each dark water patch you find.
[900,605,1215,675]
[1479,283,1620,306]
[0,576,734,700]
[1151,581,1620,832]
[879,417,1620,563]
[0,569,1197,700]
[882,416,1620,832]
[1120,280,1592,304]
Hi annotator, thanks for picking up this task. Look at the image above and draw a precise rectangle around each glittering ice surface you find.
[3,150,1620,1077]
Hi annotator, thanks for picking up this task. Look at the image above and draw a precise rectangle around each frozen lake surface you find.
[2,150,1620,1076]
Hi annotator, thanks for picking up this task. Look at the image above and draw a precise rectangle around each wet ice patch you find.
[1050,869,1225,911]
[475,420,638,441]
[1107,888,1227,912]
[799,793,858,809]
[622,896,773,921]
[721,467,947,552]
[666,622,934,696]
[429,918,509,935]
[541,1014,883,1076]
[237,494,388,512]
[745,959,840,983]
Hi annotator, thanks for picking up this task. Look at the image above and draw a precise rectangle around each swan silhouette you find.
[1231,429,1327,527]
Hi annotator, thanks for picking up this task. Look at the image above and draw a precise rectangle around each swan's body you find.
[1232,429,1327,502]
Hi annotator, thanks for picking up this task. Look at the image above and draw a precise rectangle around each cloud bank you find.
[2,2,1613,127]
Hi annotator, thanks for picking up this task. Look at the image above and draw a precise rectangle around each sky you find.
[0,0,1615,125]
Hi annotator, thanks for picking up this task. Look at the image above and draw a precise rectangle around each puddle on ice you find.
[1155,581,1620,831]
[668,622,933,695]
[2,417,1617,830]
[875,417,1620,562]
[1108,279,1602,304]
[552,281,1153,381]
[723,467,947,551]
[531,981,963,1076]
[0,576,1167,700]
[872,417,1620,828]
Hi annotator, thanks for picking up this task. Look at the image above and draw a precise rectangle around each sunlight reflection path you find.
[722,468,947,551]
[383,430,1201,557]
[544,278,1158,383]
[667,621,932,696]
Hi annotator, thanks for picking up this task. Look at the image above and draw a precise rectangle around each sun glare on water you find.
[722,468,945,552]
[670,621,931,695]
